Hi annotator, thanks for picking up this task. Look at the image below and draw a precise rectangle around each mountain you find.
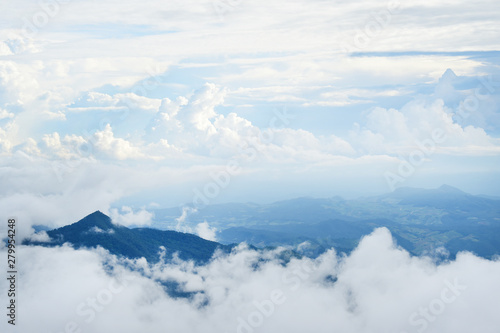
[380,185,499,212]
[25,211,230,263]
[218,218,412,257]
[152,196,352,230]
[153,185,500,229]
[152,185,500,259]
[29,184,499,263]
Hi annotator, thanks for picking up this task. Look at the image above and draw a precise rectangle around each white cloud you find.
[3,228,500,333]
[109,206,154,227]
[88,226,115,234]
[16,137,41,156]
[68,91,161,114]
[177,83,227,134]
[115,93,161,113]
[350,99,500,156]
[69,91,119,109]
[141,83,357,162]
[0,41,12,56]
[40,132,87,159]
[195,221,217,241]
[0,108,14,119]
[270,128,356,158]
[175,206,197,233]
[0,156,173,239]
[27,230,51,242]
[93,124,145,160]
[0,125,14,154]
[0,33,39,54]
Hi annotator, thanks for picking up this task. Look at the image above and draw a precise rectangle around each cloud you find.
[26,230,51,242]
[68,91,161,114]
[0,33,39,55]
[149,83,229,156]
[175,206,197,232]
[0,108,14,120]
[350,98,500,156]
[88,226,115,234]
[92,124,146,160]
[0,156,167,240]
[68,91,119,109]
[109,206,154,227]
[39,132,86,159]
[176,83,226,133]
[195,221,217,241]
[141,83,357,163]
[0,41,12,56]
[0,61,39,104]
[2,228,500,333]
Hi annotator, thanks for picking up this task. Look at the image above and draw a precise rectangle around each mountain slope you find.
[25,211,229,263]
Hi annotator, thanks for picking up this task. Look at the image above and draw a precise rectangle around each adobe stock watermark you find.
[384,74,500,191]
[54,274,135,333]
[50,65,168,183]
[237,259,317,333]
[401,278,467,333]
[20,0,73,38]
[191,106,294,210]
[340,0,401,54]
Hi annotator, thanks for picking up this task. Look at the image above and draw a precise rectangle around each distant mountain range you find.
[22,185,500,262]
[24,211,230,263]
[152,185,500,259]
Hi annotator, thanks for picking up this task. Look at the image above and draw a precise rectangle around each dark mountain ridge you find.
[24,211,229,263]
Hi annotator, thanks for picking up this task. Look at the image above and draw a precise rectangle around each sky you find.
[1,2,500,332]
[0,0,500,232]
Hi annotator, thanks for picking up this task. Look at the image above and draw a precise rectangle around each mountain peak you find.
[88,210,107,217]
[76,210,114,229]
[440,68,458,83]
[28,210,228,264]
[437,184,465,194]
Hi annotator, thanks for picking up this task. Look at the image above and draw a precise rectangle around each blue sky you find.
[0,0,499,230]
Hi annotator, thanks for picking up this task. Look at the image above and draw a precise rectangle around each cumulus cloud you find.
[68,91,119,110]
[145,83,230,155]
[350,99,500,156]
[2,228,500,333]
[26,230,51,242]
[0,61,39,104]
[0,41,12,56]
[109,206,154,227]
[195,221,217,241]
[140,82,358,163]
[92,124,146,160]
[39,132,87,159]
[0,108,14,120]
[178,83,227,133]
[175,206,197,233]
